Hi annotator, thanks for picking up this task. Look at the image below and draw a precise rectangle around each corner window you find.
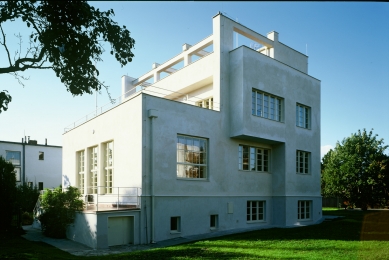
[252,90,283,122]
[77,150,85,194]
[210,215,218,229]
[39,151,44,160]
[238,145,270,172]
[296,104,311,129]
[170,216,181,233]
[104,141,114,194]
[89,146,98,194]
[247,201,265,222]
[296,150,310,174]
[298,200,311,220]
[177,135,207,179]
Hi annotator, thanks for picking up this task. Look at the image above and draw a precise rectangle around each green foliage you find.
[16,183,40,213]
[0,1,135,112]
[322,129,389,210]
[39,186,84,238]
[0,155,17,231]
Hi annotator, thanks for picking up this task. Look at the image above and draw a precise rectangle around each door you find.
[108,216,134,246]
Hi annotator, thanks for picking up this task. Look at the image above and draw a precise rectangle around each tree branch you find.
[0,46,47,73]
[0,24,12,66]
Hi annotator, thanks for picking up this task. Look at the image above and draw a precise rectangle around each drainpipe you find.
[22,137,26,185]
[148,109,158,244]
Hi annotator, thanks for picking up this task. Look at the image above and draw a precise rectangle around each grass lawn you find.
[1,209,388,259]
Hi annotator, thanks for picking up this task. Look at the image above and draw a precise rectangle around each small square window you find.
[210,215,218,229]
[39,152,44,160]
[170,216,181,233]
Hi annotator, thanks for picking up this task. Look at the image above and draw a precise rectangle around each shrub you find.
[39,186,84,238]
[0,156,17,231]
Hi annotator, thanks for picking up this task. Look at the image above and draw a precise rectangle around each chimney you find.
[45,138,47,146]
[28,136,30,142]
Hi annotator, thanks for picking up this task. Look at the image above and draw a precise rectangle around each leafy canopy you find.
[0,0,135,112]
[321,129,389,209]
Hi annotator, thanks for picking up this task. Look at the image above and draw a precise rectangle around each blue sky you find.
[0,2,388,158]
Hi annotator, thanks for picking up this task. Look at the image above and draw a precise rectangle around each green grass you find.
[1,209,389,259]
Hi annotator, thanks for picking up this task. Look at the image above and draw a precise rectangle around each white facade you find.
[0,139,62,189]
[63,13,321,249]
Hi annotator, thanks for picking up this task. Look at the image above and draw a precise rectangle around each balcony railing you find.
[83,186,141,211]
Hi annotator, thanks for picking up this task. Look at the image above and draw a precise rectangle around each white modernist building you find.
[0,138,62,189]
[63,13,321,249]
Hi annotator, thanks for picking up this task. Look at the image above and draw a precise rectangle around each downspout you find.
[148,109,158,244]
[22,138,26,185]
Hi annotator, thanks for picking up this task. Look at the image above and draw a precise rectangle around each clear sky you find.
[0,2,388,158]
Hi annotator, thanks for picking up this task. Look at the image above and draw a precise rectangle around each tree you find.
[0,156,17,231]
[39,186,84,238]
[322,129,389,210]
[0,1,135,112]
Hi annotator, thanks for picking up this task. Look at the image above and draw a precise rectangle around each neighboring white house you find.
[63,13,321,249]
[0,138,62,189]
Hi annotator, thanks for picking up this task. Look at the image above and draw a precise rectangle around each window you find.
[104,141,114,194]
[296,104,310,129]
[238,145,270,172]
[252,90,282,121]
[170,217,181,233]
[298,200,311,220]
[38,182,43,190]
[296,150,310,174]
[247,201,265,222]
[196,97,213,109]
[77,150,85,194]
[177,135,207,179]
[39,151,44,160]
[6,151,21,182]
[210,215,218,229]
[90,146,98,193]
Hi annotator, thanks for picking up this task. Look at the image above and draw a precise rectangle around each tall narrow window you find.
[252,90,282,122]
[105,141,114,194]
[239,145,270,172]
[170,216,181,233]
[296,104,311,129]
[296,150,310,174]
[90,146,98,194]
[210,215,218,229]
[177,135,207,179]
[78,150,85,194]
[6,151,21,182]
[298,200,311,220]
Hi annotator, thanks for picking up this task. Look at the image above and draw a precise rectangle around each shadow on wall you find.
[63,175,71,188]
[67,212,97,249]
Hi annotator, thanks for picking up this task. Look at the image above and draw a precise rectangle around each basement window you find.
[170,216,181,233]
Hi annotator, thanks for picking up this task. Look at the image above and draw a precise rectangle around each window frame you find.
[296,150,310,175]
[77,150,85,194]
[298,200,311,220]
[89,146,98,194]
[210,214,219,230]
[6,150,21,165]
[238,145,270,173]
[104,141,114,194]
[247,201,266,222]
[170,216,181,233]
[252,89,283,122]
[176,135,207,180]
[296,103,311,129]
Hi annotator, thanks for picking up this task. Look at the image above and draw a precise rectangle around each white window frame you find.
[252,90,283,122]
[298,200,311,220]
[247,201,266,222]
[77,150,85,194]
[104,141,114,194]
[296,103,311,129]
[196,97,213,109]
[6,151,21,182]
[89,146,98,194]
[296,150,310,174]
[238,145,270,172]
[177,135,207,179]
[170,216,181,233]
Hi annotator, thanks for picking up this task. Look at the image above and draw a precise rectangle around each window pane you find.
[250,147,255,171]
[264,95,269,118]
[257,93,262,116]
[270,97,275,120]
[242,145,249,170]
[6,151,21,165]
[252,91,256,115]
[257,149,262,171]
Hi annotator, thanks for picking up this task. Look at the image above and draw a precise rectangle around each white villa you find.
[62,13,321,249]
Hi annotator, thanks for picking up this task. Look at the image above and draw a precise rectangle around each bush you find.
[0,156,17,231]
[16,183,40,213]
[39,186,84,238]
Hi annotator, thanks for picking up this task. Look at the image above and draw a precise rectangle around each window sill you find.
[296,125,311,130]
[247,220,266,224]
[177,177,208,181]
[296,172,311,176]
[238,170,271,174]
[297,218,311,221]
[210,227,218,231]
[170,231,181,234]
